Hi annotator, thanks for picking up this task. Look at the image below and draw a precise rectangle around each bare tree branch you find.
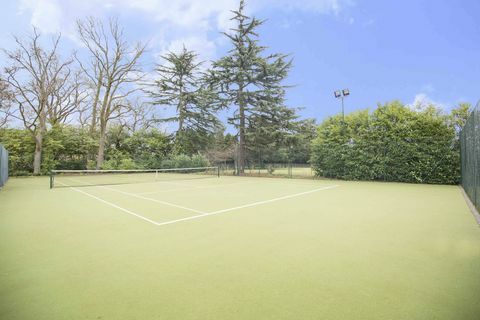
[76,17,146,169]
[2,29,76,173]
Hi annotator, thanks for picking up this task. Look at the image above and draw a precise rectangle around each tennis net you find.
[50,166,220,188]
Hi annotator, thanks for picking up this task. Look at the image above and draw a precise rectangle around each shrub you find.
[310,101,461,184]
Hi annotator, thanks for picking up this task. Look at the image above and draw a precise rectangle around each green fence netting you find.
[0,143,8,188]
[460,101,480,213]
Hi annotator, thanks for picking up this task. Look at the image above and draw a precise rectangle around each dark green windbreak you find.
[460,101,480,213]
[0,143,8,188]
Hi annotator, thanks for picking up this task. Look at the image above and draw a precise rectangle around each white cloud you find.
[160,36,217,63]
[15,0,353,61]
[408,93,446,110]
[19,0,63,34]
[252,0,351,16]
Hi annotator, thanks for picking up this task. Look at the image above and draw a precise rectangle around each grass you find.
[1,175,480,319]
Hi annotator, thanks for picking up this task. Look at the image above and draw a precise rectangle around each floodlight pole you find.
[334,89,349,122]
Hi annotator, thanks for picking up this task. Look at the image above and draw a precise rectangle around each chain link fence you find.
[220,162,314,179]
[460,101,480,213]
[0,144,8,188]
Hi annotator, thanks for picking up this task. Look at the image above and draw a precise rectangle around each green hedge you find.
[311,101,462,184]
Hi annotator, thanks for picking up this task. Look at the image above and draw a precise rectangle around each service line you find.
[155,184,339,226]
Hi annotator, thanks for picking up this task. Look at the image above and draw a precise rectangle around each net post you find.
[217,166,220,178]
[155,170,158,180]
[49,171,54,189]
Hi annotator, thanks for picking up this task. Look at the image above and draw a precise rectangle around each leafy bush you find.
[101,149,138,170]
[191,154,210,168]
[160,159,175,169]
[122,129,172,168]
[42,125,97,173]
[0,128,35,175]
[311,101,464,184]
[160,154,210,169]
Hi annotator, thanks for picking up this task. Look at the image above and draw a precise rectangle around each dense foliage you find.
[311,101,469,184]
[149,47,221,154]
[0,126,209,175]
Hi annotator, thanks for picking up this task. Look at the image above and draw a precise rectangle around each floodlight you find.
[334,88,351,122]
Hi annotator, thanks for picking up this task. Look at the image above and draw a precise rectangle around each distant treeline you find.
[1,101,471,186]
[0,123,312,175]
[0,126,211,175]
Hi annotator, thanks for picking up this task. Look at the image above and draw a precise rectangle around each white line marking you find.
[58,179,338,227]
[63,177,204,214]
[135,181,254,195]
[135,187,194,195]
[149,180,199,188]
[155,185,339,227]
[56,181,161,226]
[100,185,205,214]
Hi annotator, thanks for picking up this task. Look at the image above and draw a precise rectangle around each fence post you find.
[49,172,54,189]
[0,144,8,188]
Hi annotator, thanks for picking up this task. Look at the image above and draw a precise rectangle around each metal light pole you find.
[334,89,350,121]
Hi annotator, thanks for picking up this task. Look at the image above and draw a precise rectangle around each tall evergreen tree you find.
[210,0,293,174]
[149,46,219,154]
[246,103,299,165]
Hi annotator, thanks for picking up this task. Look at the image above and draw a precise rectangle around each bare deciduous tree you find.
[0,75,14,128]
[76,17,145,169]
[2,29,76,174]
[48,71,88,126]
[121,98,158,132]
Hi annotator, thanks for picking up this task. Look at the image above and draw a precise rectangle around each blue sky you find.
[1,0,479,123]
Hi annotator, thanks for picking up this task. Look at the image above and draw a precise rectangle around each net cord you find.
[49,166,219,189]
[51,166,218,174]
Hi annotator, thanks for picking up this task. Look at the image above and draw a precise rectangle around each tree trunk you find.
[178,79,184,133]
[90,68,103,135]
[96,122,106,169]
[33,110,47,175]
[178,112,184,132]
[33,132,43,175]
[238,90,246,175]
[96,84,111,170]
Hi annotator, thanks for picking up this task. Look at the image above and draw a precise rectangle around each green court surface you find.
[1,175,480,320]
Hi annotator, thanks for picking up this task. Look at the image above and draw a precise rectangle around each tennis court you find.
[1,173,480,319]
